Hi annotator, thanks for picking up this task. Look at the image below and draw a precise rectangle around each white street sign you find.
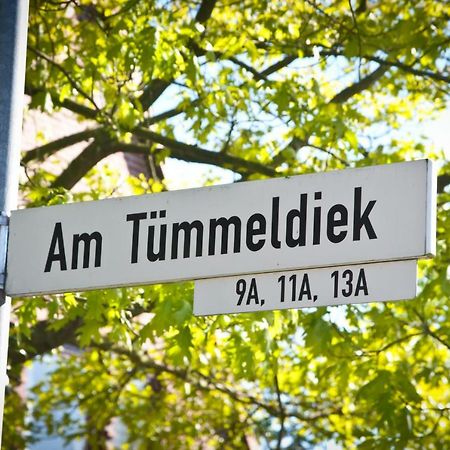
[6,160,435,296]
[194,260,418,315]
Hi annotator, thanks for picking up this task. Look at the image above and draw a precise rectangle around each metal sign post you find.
[0,0,29,445]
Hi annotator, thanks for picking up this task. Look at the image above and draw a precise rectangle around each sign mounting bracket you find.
[0,212,9,305]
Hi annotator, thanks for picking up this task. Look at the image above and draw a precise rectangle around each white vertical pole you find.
[0,0,29,446]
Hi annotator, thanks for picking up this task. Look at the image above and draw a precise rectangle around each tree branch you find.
[365,332,424,355]
[424,325,450,351]
[52,137,119,189]
[8,317,81,366]
[228,56,263,79]
[330,65,388,103]
[414,309,450,351]
[274,374,285,450]
[295,45,449,84]
[260,55,297,78]
[306,144,350,166]
[50,129,277,190]
[8,302,150,368]
[437,174,450,194]
[364,54,450,84]
[22,128,100,163]
[139,78,172,111]
[195,0,217,23]
[134,129,277,177]
[145,98,202,125]
[93,341,342,424]
[28,46,101,111]
[228,55,297,81]
[25,84,99,119]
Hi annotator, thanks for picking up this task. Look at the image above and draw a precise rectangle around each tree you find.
[5,0,450,448]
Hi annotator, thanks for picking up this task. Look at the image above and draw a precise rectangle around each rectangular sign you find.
[194,260,418,315]
[6,160,435,296]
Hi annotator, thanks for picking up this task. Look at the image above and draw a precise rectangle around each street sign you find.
[6,160,435,297]
[194,260,417,315]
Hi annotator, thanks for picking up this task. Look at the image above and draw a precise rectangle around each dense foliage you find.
[5,0,450,448]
